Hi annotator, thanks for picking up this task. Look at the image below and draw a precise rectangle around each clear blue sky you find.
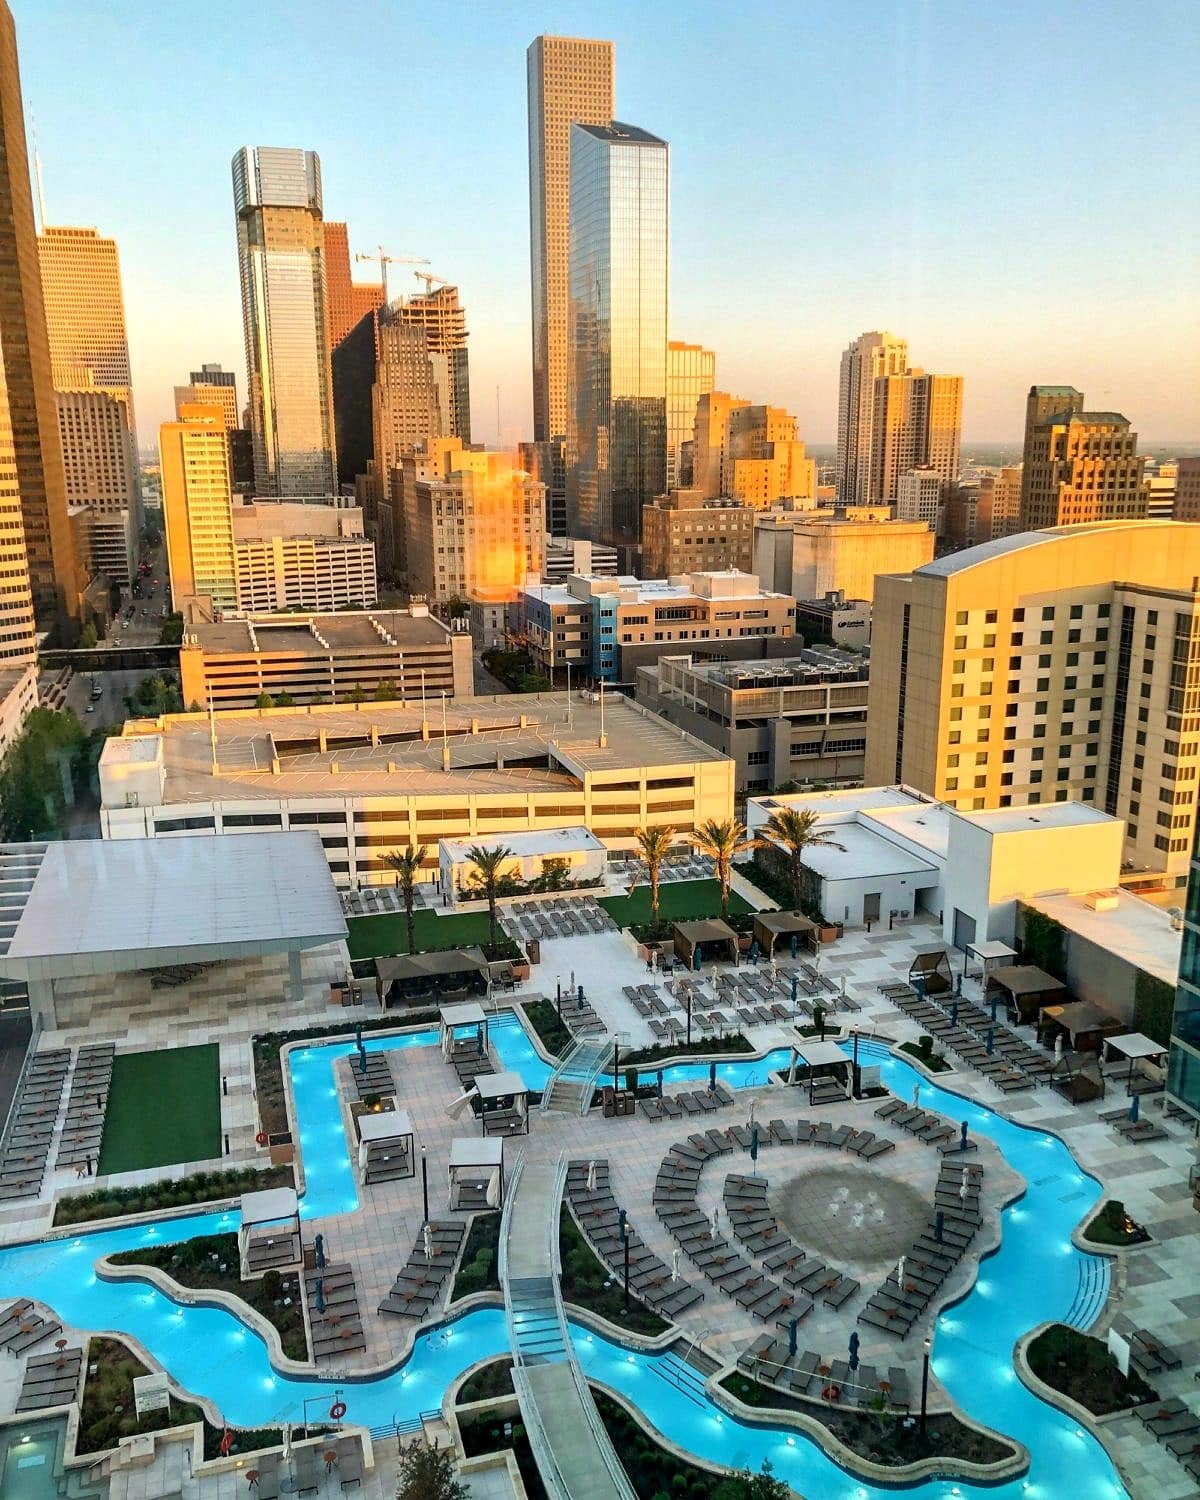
[18,0,1200,449]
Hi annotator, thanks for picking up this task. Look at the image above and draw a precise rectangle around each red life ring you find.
[255,1131,269,1147]
[822,1383,840,1403]
[329,1400,347,1421]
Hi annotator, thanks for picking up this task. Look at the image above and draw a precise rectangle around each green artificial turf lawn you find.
[598,877,752,928]
[98,1044,221,1174]
[346,907,494,961]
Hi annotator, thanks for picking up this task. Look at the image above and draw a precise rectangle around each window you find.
[1040,631,1053,646]
[1013,608,1025,621]
[746,750,769,765]
[1042,606,1055,620]
[985,610,997,624]
[1070,604,1083,620]
[955,611,968,625]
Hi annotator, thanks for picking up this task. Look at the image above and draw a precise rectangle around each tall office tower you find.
[394,284,470,443]
[1019,393,1148,530]
[667,341,715,488]
[835,331,907,504]
[1165,823,1200,1122]
[692,395,817,507]
[322,222,384,353]
[567,121,668,554]
[0,353,37,667]
[159,406,238,613]
[519,439,567,536]
[38,226,135,423]
[0,1,79,634]
[975,465,1024,542]
[232,146,337,497]
[865,520,1200,887]
[527,34,615,444]
[55,387,137,580]
[1176,457,1200,522]
[174,364,239,427]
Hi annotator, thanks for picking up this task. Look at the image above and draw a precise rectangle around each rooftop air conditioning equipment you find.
[1083,890,1120,912]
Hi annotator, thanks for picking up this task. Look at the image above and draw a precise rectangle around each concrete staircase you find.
[539,1035,614,1115]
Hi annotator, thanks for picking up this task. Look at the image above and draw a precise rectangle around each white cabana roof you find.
[449,1136,504,1169]
[793,1040,850,1069]
[474,1069,526,1100]
[966,940,1018,962]
[358,1108,413,1143]
[240,1186,298,1229]
[1106,1033,1167,1060]
[440,1001,487,1029]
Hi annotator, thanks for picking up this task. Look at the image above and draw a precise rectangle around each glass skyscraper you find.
[232,147,337,497]
[1166,822,1200,1120]
[566,121,667,557]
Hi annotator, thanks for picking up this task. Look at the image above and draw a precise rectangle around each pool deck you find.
[0,888,1194,1499]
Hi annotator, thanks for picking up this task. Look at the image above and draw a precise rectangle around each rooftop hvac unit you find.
[1083,890,1120,912]
[1168,907,1184,931]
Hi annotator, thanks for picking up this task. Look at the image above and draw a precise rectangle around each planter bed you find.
[53,1165,294,1228]
[1027,1323,1157,1414]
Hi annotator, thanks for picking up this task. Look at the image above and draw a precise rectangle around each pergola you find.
[909,946,953,996]
[985,964,1068,1024]
[1048,1050,1106,1105]
[473,1069,530,1136]
[787,1039,852,1105]
[673,918,738,969]
[448,1136,505,1211]
[439,1000,490,1062]
[752,911,818,958]
[1103,1032,1168,1094]
[965,939,1018,983]
[238,1186,301,1275]
[376,949,489,1007]
[1039,998,1123,1054]
[356,1106,414,1181]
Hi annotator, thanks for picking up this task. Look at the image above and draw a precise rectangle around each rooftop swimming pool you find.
[0,1018,1126,1499]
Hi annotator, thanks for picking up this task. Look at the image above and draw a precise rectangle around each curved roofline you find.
[918,520,1200,577]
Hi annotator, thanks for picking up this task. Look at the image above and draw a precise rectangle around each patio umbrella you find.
[708,1061,717,1092]
[750,939,759,962]
[787,1049,798,1086]
[710,1210,720,1238]
[693,947,702,972]
[656,1071,664,1100]
[986,1026,995,1055]
[354,1022,363,1046]
[586,1159,597,1193]
[486,1169,501,1208]
[960,1121,969,1151]
[314,1233,326,1269]
[672,1248,680,1282]
[1054,1034,1064,1063]
[955,969,963,997]
[788,1318,799,1356]
[960,1167,970,1200]
[934,1210,944,1244]
[791,973,799,1007]
[423,1223,433,1259]
[315,1277,325,1314]
[790,934,798,958]
[1129,1094,1140,1124]
[848,1330,860,1372]
[912,1082,920,1106]
[357,1039,367,1068]
[748,1098,757,1126]
[990,992,999,1022]
[282,1426,292,1467]
[896,1255,905,1288]
[950,999,958,1025]
[749,1125,759,1164]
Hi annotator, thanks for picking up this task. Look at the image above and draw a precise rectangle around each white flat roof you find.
[796,823,938,883]
[241,1186,298,1228]
[449,1136,504,1168]
[959,803,1116,835]
[752,787,927,820]
[440,826,604,860]
[1106,1033,1167,1060]
[872,802,954,859]
[358,1108,413,1142]
[440,1001,487,1028]
[0,834,346,981]
[1025,890,1181,988]
[794,1040,850,1068]
[968,940,1018,961]
[475,1069,527,1099]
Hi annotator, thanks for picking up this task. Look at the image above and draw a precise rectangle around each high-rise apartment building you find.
[836,332,962,506]
[641,493,754,578]
[866,521,1200,885]
[232,147,337,497]
[975,466,1024,542]
[896,468,942,529]
[519,438,567,537]
[1175,457,1200,522]
[405,443,546,605]
[567,122,668,553]
[667,341,715,489]
[1019,386,1147,529]
[174,364,239,428]
[1165,823,1200,1122]
[160,406,238,613]
[527,34,615,445]
[693,395,816,507]
[54,387,137,581]
[322,221,384,353]
[0,352,37,668]
[0,0,79,634]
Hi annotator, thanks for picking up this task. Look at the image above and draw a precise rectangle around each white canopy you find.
[358,1107,413,1143]
[1105,1033,1166,1061]
[793,1040,850,1069]
[240,1186,299,1230]
[440,1001,487,1029]
[474,1069,527,1101]
[967,940,1018,962]
[449,1136,504,1170]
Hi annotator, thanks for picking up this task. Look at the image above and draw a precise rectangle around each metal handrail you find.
[0,1012,42,1164]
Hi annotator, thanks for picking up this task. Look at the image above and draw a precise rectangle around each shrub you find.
[917,1034,934,1058]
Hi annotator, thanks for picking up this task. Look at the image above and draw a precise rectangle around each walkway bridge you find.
[499,1152,636,1500]
[539,1033,616,1115]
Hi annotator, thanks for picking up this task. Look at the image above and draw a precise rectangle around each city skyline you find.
[16,0,1200,449]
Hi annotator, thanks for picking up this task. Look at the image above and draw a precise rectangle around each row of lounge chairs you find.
[565,1158,703,1319]
[1133,1395,1200,1485]
[55,1043,116,1170]
[873,1096,979,1154]
[1100,1105,1170,1144]
[856,1157,985,1339]
[722,1172,859,1312]
[346,1048,395,1100]
[15,1343,82,1412]
[0,1299,61,1355]
[639,1082,735,1123]
[887,985,1051,1090]
[504,897,618,945]
[378,1220,466,1318]
[0,1049,69,1201]
[244,1435,364,1497]
[558,990,605,1036]
[305,1262,365,1360]
[737,1333,912,1410]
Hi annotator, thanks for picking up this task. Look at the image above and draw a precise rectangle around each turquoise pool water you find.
[0,1022,1126,1499]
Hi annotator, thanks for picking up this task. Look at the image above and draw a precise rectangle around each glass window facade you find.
[567,123,667,556]
[1166,821,1200,1118]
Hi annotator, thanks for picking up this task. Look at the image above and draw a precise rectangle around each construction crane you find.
[354,246,429,301]
[413,271,451,294]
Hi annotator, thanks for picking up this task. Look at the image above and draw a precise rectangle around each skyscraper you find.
[0,0,79,634]
[836,331,907,505]
[174,364,239,428]
[666,341,715,489]
[1165,823,1200,1122]
[160,405,238,614]
[566,121,668,553]
[38,226,135,423]
[322,222,384,354]
[692,394,816,507]
[0,352,37,668]
[1019,386,1148,529]
[232,147,337,497]
[527,34,615,445]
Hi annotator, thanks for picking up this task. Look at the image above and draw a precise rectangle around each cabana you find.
[673,919,738,970]
[985,964,1068,1024]
[1038,999,1123,1055]
[239,1186,301,1276]
[964,940,1018,984]
[357,1107,414,1184]
[439,1001,490,1065]
[1102,1033,1168,1095]
[448,1136,505,1212]
[786,1039,852,1106]
[1048,1049,1106,1105]
[909,946,953,996]
[472,1069,531,1136]
[375,948,489,1007]
[752,911,819,958]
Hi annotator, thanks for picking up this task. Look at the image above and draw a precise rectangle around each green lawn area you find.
[346,907,493,961]
[598,878,752,928]
[98,1044,221,1174]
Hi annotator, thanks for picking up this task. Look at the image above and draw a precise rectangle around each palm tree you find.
[634,825,675,928]
[385,845,427,954]
[695,818,756,920]
[759,807,846,913]
[465,844,513,955]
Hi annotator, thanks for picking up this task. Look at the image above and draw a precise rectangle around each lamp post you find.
[685,986,692,1048]
[420,1146,429,1224]
[919,1335,932,1437]
[851,1029,861,1100]
[622,1216,631,1312]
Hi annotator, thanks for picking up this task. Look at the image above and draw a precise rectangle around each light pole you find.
[851,1029,861,1099]
[919,1335,932,1436]
[685,986,692,1048]
[621,1216,631,1311]
[420,1146,429,1224]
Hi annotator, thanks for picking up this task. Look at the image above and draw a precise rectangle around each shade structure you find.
[985,964,1068,1024]
[1038,999,1123,1053]
[965,939,1018,981]
[1103,1032,1168,1096]
[239,1187,298,1231]
[752,911,818,957]
[472,1069,530,1136]
[376,948,489,1006]
[908,946,953,995]
[1048,1049,1106,1105]
[447,1135,505,1211]
[672,918,738,969]
[790,1039,852,1105]
[357,1107,414,1182]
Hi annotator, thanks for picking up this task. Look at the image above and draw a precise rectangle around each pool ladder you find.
[648,1352,709,1410]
